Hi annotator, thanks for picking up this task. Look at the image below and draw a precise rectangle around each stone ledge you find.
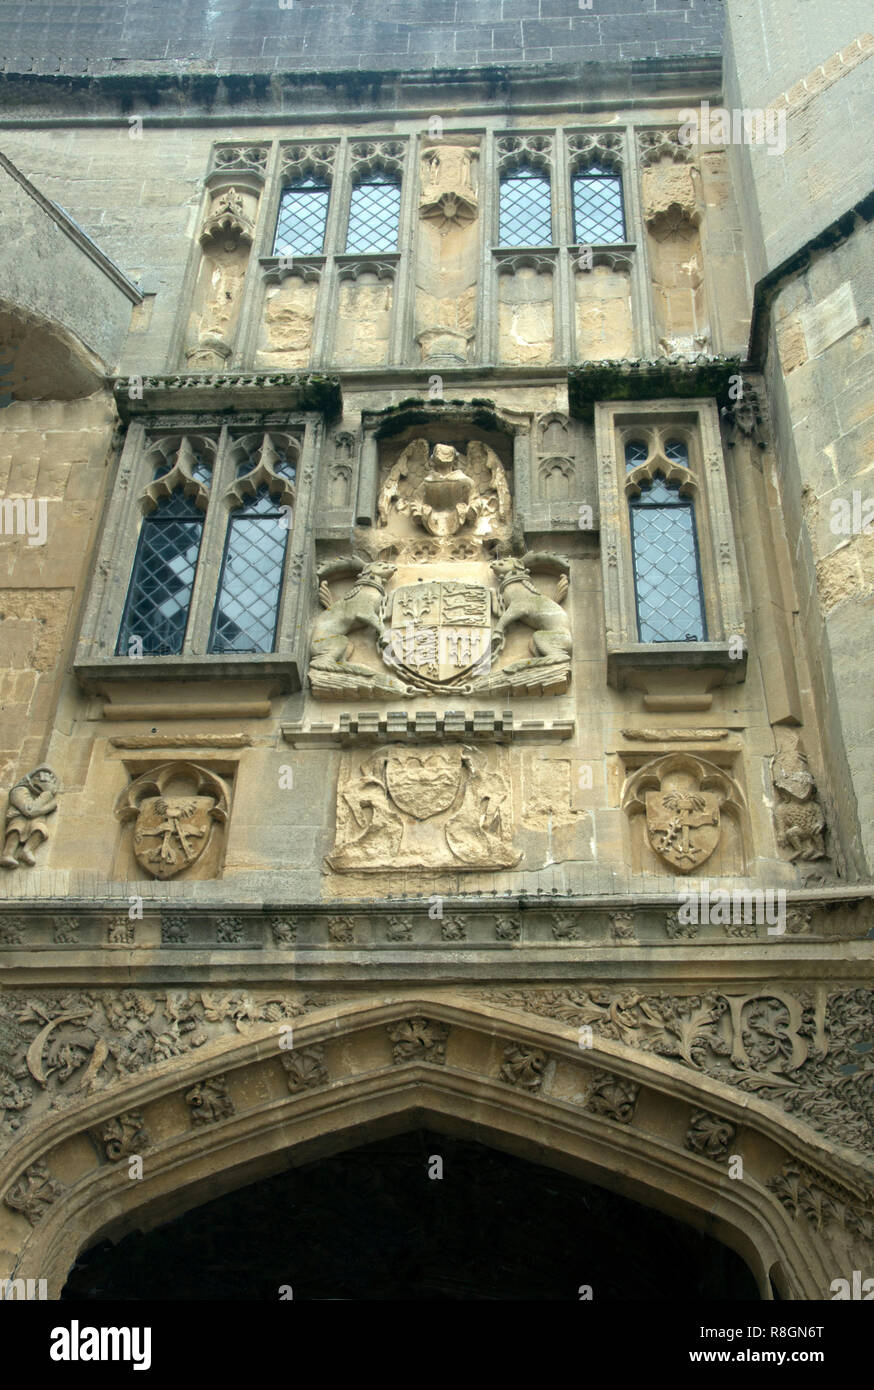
[568,355,744,421]
[112,371,342,421]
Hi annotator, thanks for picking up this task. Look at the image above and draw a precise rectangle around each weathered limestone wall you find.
[0,391,117,788]
[765,223,874,875]
[723,0,874,874]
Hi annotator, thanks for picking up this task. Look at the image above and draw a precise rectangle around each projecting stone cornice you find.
[568,354,745,421]
[112,371,342,421]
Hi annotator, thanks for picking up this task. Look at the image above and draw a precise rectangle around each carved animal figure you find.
[489,553,572,671]
[310,558,411,692]
[774,794,826,862]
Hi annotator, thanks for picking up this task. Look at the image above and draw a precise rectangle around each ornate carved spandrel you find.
[622,753,747,875]
[327,744,521,874]
[479,985,874,1158]
[771,729,828,865]
[115,763,231,881]
[0,765,60,871]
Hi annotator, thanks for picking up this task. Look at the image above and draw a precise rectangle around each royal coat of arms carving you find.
[327,745,521,873]
[383,579,492,689]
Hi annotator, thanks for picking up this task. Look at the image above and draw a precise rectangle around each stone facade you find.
[0,0,871,1301]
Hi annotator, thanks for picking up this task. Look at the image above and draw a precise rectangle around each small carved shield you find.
[385,749,464,820]
[645,789,721,873]
[133,795,216,879]
[384,580,491,688]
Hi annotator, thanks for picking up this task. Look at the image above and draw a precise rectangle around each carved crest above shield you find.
[621,754,746,876]
[115,763,230,880]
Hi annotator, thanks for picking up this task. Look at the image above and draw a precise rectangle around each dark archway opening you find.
[62,1130,760,1300]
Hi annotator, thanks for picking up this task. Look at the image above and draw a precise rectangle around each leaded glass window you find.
[630,474,707,643]
[117,490,205,656]
[572,165,624,244]
[208,486,290,654]
[345,170,401,254]
[625,440,649,471]
[274,176,331,257]
[499,167,552,247]
[664,439,689,467]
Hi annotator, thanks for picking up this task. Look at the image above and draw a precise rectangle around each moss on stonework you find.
[567,356,744,421]
[371,397,508,440]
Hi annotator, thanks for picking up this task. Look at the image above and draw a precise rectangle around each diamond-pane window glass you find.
[116,490,204,656]
[345,171,401,254]
[625,440,649,471]
[572,165,624,244]
[630,474,707,642]
[499,168,552,247]
[664,439,689,468]
[208,486,289,654]
[274,177,330,256]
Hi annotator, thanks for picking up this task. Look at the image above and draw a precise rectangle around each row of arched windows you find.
[271,162,624,257]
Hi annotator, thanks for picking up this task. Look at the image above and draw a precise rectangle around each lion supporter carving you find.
[327,745,521,872]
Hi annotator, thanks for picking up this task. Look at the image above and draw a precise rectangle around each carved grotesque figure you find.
[0,766,60,870]
[771,738,827,862]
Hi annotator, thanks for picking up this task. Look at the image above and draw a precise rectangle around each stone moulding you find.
[112,372,342,421]
[568,355,743,422]
[282,712,575,745]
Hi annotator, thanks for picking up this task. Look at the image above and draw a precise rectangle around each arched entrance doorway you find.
[62,1128,759,1300]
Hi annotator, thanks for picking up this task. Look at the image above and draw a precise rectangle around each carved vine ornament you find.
[0,987,871,1170]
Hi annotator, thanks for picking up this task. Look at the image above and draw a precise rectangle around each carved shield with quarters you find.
[383,579,491,688]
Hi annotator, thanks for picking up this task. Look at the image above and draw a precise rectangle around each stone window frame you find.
[486,128,645,364]
[74,412,324,694]
[236,135,414,370]
[595,398,746,689]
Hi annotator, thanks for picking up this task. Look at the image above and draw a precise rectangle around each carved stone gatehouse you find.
[0,0,872,1301]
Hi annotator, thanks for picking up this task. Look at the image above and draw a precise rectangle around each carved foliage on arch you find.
[479,984,874,1158]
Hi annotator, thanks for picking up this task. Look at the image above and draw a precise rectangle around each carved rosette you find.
[387,1017,450,1066]
[419,144,478,231]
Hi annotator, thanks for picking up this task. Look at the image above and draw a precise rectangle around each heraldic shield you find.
[385,748,464,819]
[645,788,721,873]
[383,580,492,689]
[115,763,230,880]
